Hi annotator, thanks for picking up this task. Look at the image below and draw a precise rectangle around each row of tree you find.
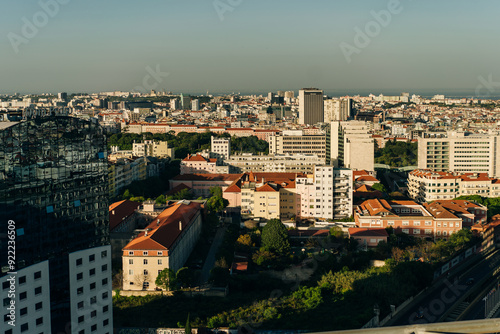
[375,139,418,167]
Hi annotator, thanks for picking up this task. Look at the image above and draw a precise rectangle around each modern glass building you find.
[0,117,112,334]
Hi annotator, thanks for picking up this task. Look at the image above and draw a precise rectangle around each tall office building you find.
[418,131,500,177]
[180,94,191,110]
[0,117,112,334]
[327,121,374,171]
[269,130,326,160]
[299,88,324,125]
[325,98,353,122]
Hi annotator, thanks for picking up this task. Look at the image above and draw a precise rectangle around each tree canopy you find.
[155,268,177,291]
[261,219,290,255]
[374,139,417,167]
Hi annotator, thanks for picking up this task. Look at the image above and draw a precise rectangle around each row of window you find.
[2,271,42,290]
[75,251,108,266]
[128,251,163,256]
[2,286,42,305]
[128,259,163,265]
[3,316,44,333]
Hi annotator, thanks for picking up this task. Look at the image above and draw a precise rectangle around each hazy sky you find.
[2,0,500,96]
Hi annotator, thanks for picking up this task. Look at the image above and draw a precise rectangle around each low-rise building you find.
[122,201,203,291]
[348,228,388,248]
[225,153,324,174]
[355,199,462,239]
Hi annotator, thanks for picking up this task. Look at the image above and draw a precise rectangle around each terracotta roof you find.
[348,228,388,238]
[423,202,459,219]
[224,179,242,193]
[109,200,141,231]
[182,154,208,162]
[123,201,202,251]
[172,173,242,182]
[256,183,278,192]
[356,175,379,182]
[288,229,329,237]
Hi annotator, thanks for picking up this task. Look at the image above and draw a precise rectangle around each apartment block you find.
[418,131,500,177]
[132,140,175,158]
[408,169,500,202]
[269,130,326,160]
[296,167,353,220]
[324,98,352,122]
[327,121,374,171]
[211,136,231,160]
[225,153,324,174]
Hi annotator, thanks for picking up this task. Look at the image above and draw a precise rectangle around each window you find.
[19,276,26,285]
[20,307,27,316]
[402,229,409,234]
[456,222,460,227]
[102,291,109,300]
[443,231,447,236]
[143,259,148,265]
[128,251,134,256]
[129,259,133,265]
[387,221,394,226]
[425,221,432,226]
[128,270,133,275]
[34,286,42,295]
[103,319,109,326]
[443,223,448,227]
[102,278,108,286]
[402,221,409,226]
[20,292,27,300]
[35,302,43,310]
[36,317,43,326]
[425,229,432,235]
[90,282,96,290]
[144,269,148,275]
[143,251,148,256]
[77,272,83,281]
[103,305,109,313]
[91,310,97,318]
[2,281,9,290]
[90,296,97,304]
[158,259,162,265]
[89,269,95,276]
[78,315,84,323]
[414,221,421,226]
[413,229,420,234]
[89,254,95,262]
[34,271,41,280]
[91,324,97,332]
[76,258,83,266]
[157,251,163,256]
[79,330,85,334]
[77,301,84,309]
[20,323,28,332]
[101,250,107,258]
[102,264,108,272]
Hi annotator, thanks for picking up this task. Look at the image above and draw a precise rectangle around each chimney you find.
[157,219,160,225]
[179,221,182,231]
[112,210,115,215]
[145,230,148,236]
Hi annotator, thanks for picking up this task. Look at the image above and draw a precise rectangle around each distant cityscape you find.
[2,88,500,334]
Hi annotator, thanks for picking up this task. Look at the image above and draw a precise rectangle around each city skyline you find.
[3,0,500,95]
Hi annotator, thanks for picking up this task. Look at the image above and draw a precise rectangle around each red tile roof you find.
[109,200,141,231]
[123,201,202,252]
[256,183,278,192]
[348,228,388,238]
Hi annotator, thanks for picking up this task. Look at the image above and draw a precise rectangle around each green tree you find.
[261,219,290,255]
[209,186,222,198]
[155,268,177,291]
[155,194,167,204]
[170,188,193,200]
[206,196,229,213]
[185,313,192,334]
[449,229,472,250]
[252,249,277,266]
[176,267,194,288]
[371,183,387,193]
[122,189,131,199]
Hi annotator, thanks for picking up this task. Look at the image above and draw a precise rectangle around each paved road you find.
[389,250,500,326]
[198,225,226,285]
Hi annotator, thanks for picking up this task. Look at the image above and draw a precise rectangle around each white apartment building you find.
[269,130,326,160]
[418,131,500,177]
[210,136,231,160]
[408,169,500,202]
[132,140,175,158]
[225,153,323,174]
[69,245,113,334]
[327,121,374,171]
[1,261,51,334]
[296,167,353,220]
[324,98,352,122]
